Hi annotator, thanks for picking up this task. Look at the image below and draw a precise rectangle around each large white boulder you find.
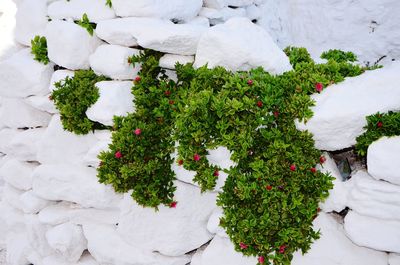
[0,128,19,154]
[41,253,99,265]
[32,164,122,209]
[159,54,194,69]
[7,128,45,162]
[25,214,56,259]
[194,17,292,73]
[48,0,115,23]
[296,61,400,151]
[15,0,48,45]
[86,81,135,126]
[390,253,400,265]
[20,190,54,214]
[89,45,140,80]
[0,98,51,129]
[291,213,388,265]
[367,136,400,185]
[46,223,87,263]
[5,231,32,265]
[0,159,36,190]
[344,211,400,253]
[96,17,207,55]
[37,115,98,165]
[83,222,191,265]
[24,94,58,114]
[83,138,112,167]
[111,0,202,21]
[0,49,54,98]
[46,20,102,70]
[117,181,217,256]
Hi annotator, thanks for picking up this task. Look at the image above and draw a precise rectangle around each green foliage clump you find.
[106,0,112,7]
[355,111,400,156]
[76,13,96,36]
[31,36,49,65]
[51,69,109,135]
[96,48,373,264]
[320,49,357,63]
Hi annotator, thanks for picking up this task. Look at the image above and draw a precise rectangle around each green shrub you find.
[284,46,313,67]
[51,69,109,135]
[31,36,49,65]
[320,49,357,63]
[76,13,96,36]
[96,48,373,264]
[106,0,112,7]
[355,111,400,156]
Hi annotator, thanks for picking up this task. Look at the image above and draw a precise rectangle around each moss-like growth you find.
[31,36,49,65]
[320,49,357,63]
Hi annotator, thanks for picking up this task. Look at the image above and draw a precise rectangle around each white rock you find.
[246,5,262,20]
[203,0,226,9]
[83,140,111,167]
[0,200,25,228]
[7,128,45,162]
[48,70,75,92]
[48,0,115,23]
[368,136,400,185]
[90,45,140,80]
[20,190,53,214]
[199,7,246,25]
[25,214,56,258]
[15,0,48,45]
[46,223,87,262]
[83,222,191,265]
[291,213,388,265]
[111,0,202,21]
[159,54,194,69]
[389,253,400,265]
[46,20,102,70]
[197,235,257,265]
[206,208,228,238]
[117,181,217,256]
[190,249,204,265]
[346,170,400,221]
[296,61,400,151]
[344,210,400,253]
[39,202,120,226]
[86,81,135,126]
[0,98,51,129]
[96,17,207,55]
[24,94,58,114]
[37,115,98,165]
[0,128,19,154]
[42,253,99,265]
[32,164,122,209]
[6,231,32,265]
[187,16,210,27]
[225,0,255,6]
[3,184,24,211]
[194,17,292,73]
[0,159,35,190]
[0,49,54,98]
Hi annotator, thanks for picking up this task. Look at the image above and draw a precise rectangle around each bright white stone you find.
[344,210,400,253]
[46,20,102,70]
[203,0,226,9]
[389,253,400,265]
[96,17,207,55]
[48,0,116,23]
[25,214,56,258]
[111,0,202,21]
[291,213,388,265]
[15,0,48,45]
[6,231,32,265]
[37,115,98,165]
[42,253,99,265]
[32,164,122,209]
[83,140,111,168]
[20,190,53,214]
[159,54,194,69]
[7,128,45,162]
[0,98,51,129]
[0,128,19,154]
[89,44,140,80]
[86,81,135,126]
[117,181,217,256]
[48,70,75,92]
[206,208,228,238]
[3,184,24,211]
[0,159,36,190]
[24,94,58,114]
[368,136,400,185]
[46,223,87,262]
[199,7,247,25]
[0,49,54,98]
[296,61,400,151]
[83,222,191,265]
[194,17,292,73]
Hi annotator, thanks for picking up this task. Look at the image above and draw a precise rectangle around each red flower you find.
[169,100,175,105]
[319,156,326,164]
[290,164,296,171]
[239,242,248,249]
[178,159,184,166]
[134,76,141,82]
[377,121,383,128]
[273,111,279,118]
[213,170,219,177]
[115,151,122,159]
[266,185,272,191]
[193,154,201,161]
[315,82,323,92]
[134,128,142,136]
[247,80,254,86]
[48,95,53,100]
[170,201,177,208]
[257,101,263,108]
[165,90,171,96]
[310,167,317,173]
[317,207,321,212]
[258,256,265,264]
[279,245,286,254]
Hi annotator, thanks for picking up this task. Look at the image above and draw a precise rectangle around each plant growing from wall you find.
[320,49,357,62]
[51,69,109,134]
[94,48,374,264]
[76,13,96,36]
[355,111,400,156]
[106,0,112,7]
[31,35,49,65]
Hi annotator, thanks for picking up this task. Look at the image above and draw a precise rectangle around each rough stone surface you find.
[0,159,36,190]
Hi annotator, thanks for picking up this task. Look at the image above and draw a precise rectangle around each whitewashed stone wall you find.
[0,0,400,264]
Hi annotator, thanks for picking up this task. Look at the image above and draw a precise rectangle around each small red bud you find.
[134,128,142,136]
[134,76,141,82]
[266,185,272,191]
[239,242,248,249]
[258,256,265,264]
[310,167,317,173]
[247,80,254,86]
[213,170,219,177]
[290,164,296,171]
[315,82,323,92]
[257,101,263,108]
[170,201,177,208]
[115,151,122,159]
[193,154,201,162]
[319,156,326,164]
[165,90,171,96]
[178,159,184,166]
[377,121,383,128]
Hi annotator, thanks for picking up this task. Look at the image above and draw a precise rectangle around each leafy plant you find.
[320,49,357,63]
[76,13,96,36]
[284,46,313,67]
[355,111,400,156]
[106,0,112,7]
[31,36,49,65]
[51,69,109,134]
